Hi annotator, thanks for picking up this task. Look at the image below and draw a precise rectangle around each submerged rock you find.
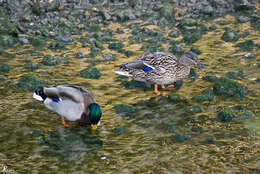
[113,104,135,117]
[221,29,240,42]
[235,40,255,51]
[17,73,44,91]
[217,109,235,122]
[187,105,202,114]
[202,75,218,82]
[108,42,124,50]
[114,127,127,134]
[0,63,10,73]
[213,77,245,98]
[42,55,61,66]
[192,88,214,101]
[48,41,66,50]
[80,66,101,79]
[29,36,46,47]
[173,134,189,142]
[225,71,244,79]
[25,62,40,71]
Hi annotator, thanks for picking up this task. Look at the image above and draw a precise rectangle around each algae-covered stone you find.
[48,41,66,50]
[250,16,260,31]
[235,40,254,51]
[0,7,19,36]
[183,31,204,44]
[75,52,85,59]
[80,66,101,79]
[191,126,203,132]
[173,134,189,142]
[108,42,124,50]
[0,63,10,73]
[187,105,202,114]
[225,71,243,79]
[173,80,183,89]
[168,95,180,102]
[168,28,179,38]
[202,75,218,82]
[114,127,127,134]
[159,4,175,21]
[17,73,44,91]
[0,35,17,47]
[120,80,146,89]
[221,30,240,42]
[113,104,135,117]
[192,88,214,101]
[29,37,46,47]
[217,109,234,122]
[25,62,40,71]
[190,46,202,55]
[42,55,61,66]
[235,111,251,120]
[213,77,245,98]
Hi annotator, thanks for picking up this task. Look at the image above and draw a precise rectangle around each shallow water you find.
[0,15,260,173]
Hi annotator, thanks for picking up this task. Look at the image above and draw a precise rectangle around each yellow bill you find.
[91,124,98,131]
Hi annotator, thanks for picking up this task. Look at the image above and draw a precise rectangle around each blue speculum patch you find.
[51,97,60,102]
[143,66,153,72]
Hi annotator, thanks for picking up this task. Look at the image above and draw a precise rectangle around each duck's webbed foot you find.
[61,117,71,127]
[161,84,174,90]
[154,84,160,95]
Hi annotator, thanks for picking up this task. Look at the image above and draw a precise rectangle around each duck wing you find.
[43,85,93,103]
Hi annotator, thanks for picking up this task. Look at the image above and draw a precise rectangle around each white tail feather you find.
[113,69,133,77]
[33,92,44,101]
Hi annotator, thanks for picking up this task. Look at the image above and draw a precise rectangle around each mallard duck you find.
[33,84,102,130]
[113,51,203,94]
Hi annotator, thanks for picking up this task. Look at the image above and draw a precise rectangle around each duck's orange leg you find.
[61,117,70,127]
[161,84,174,90]
[154,84,159,95]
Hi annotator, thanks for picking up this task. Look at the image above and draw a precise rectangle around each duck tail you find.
[113,69,133,77]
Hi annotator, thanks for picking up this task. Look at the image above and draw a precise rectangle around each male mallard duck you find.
[113,51,203,94]
[33,84,102,130]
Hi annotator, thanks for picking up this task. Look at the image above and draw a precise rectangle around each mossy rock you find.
[168,29,179,38]
[29,37,46,47]
[173,134,189,142]
[159,4,175,21]
[17,73,44,91]
[0,35,17,48]
[202,75,218,82]
[250,16,260,31]
[180,18,197,27]
[213,77,245,98]
[108,42,124,50]
[183,31,203,44]
[113,104,135,117]
[114,127,127,134]
[80,66,101,79]
[235,40,254,51]
[120,80,147,89]
[217,109,234,122]
[225,71,243,79]
[48,41,66,50]
[25,62,40,71]
[190,46,202,55]
[186,105,202,114]
[75,52,85,59]
[42,55,61,66]
[0,7,19,36]
[0,63,10,73]
[192,88,214,101]
[221,30,240,42]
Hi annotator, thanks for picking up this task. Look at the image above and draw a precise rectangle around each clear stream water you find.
[0,15,259,173]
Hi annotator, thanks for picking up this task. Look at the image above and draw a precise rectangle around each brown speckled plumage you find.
[114,51,202,85]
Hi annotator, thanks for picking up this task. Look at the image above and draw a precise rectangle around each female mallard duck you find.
[113,51,203,94]
[33,84,102,130]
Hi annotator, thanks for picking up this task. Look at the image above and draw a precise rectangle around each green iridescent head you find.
[89,103,102,130]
